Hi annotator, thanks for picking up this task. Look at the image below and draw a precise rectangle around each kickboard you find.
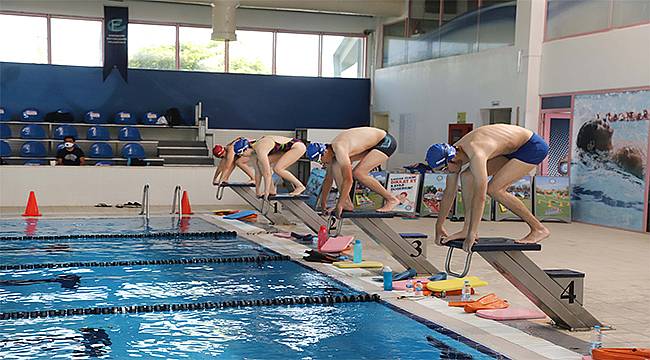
[320,236,354,253]
[393,278,430,291]
[591,348,650,360]
[399,233,428,239]
[476,307,546,321]
[426,276,488,292]
[212,209,240,215]
[333,261,383,269]
[223,210,257,220]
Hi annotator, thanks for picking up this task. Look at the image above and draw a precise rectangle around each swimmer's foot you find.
[290,185,306,197]
[377,197,400,212]
[515,227,550,244]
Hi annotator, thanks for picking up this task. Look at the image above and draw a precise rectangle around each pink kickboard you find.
[320,236,354,253]
[393,278,430,291]
[581,356,592,360]
[476,308,547,321]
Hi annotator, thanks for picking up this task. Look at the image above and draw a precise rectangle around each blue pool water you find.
[0,217,506,359]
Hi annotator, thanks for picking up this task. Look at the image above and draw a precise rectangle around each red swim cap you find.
[212,144,226,158]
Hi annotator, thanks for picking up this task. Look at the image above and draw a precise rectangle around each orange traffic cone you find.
[22,191,42,217]
[181,190,193,215]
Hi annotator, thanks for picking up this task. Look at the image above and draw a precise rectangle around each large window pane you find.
[546,0,610,40]
[383,20,407,67]
[439,0,479,57]
[0,14,47,64]
[51,18,102,66]
[408,0,441,62]
[478,1,516,51]
[228,30,272,74]
[179,26,225,72]
[128,24,176,70]
[612,0,650,27]
[276,33,319,77]
[322,36,364,78]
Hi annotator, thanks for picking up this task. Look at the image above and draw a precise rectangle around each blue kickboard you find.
[399,233,428,239]
[223,210,257,220]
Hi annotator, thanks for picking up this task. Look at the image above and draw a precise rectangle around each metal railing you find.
[139,184,150,220]
[170,185,182,216]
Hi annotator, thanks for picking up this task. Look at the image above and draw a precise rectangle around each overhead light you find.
[211,0,238,41]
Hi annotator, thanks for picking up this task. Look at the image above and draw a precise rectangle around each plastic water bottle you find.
[415,281,423,296]
[353,239,362,263]
[461,280,471,301]
[317,225,328,251]
[383,266,393,291]
[405,280,414,293]
[591,325,603,350]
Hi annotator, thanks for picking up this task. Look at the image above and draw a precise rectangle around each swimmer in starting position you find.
[426,124,550,252]
[212,139,256,186]
[307,127,400,216]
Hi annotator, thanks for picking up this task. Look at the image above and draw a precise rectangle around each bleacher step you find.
[158,140,206,148]
[161,155,213,166]
[158,147,208,156]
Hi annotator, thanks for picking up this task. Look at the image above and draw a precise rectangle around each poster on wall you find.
[453,176,492,221]
[353,171,387,210]
[103,6,129,82]
[387,173,421,213]
[571,90,649,231]
[534,176,571,222]
[494,176,533,221]
[419,173,448,216]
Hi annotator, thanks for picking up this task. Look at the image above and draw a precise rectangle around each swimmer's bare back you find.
[330,127,387,158]
[455,124,533,160]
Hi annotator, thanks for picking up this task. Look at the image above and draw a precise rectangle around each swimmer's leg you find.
[273,142,307,196]
[488,159,549,244]
[353,150,398,212]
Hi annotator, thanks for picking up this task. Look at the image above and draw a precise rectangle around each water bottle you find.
[405,279,414,293]
[317,225,328,251]
[461,280,471,301]
[383,266,393,291]
[591,325,603,350]
[415,281,423,296]
[353,239,362,263]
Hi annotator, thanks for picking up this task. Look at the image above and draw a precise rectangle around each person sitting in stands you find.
[306,127,400,216]
[56,136,85,166]
[233,135,307,197]
[212,139,256,186]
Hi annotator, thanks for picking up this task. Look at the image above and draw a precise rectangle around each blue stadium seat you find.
[114,111,136,125]
[141,112,159,125]
[20,141,47,157]
[84,111,106,124]
[89,142,113,158]
[0,124,11,138]
[0,107,7,121]
[121,143,145,159]
[24,159,46,165]
[53,125,78,140]
[20,125,46,139]
[21,109,41,122]
[87,126,110,140]
[118,126,141,141]
[0,140,11,157]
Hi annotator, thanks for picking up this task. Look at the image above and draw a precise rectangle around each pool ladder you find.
[139,184,150,221]
[170,185,182,217]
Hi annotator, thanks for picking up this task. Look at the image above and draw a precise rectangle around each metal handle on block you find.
[216,185,225,201]
[327,214,341,237]
[445,246,473,278]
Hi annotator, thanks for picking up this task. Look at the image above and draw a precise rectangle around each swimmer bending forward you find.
[307,127,400,216]
[426,124,550,252]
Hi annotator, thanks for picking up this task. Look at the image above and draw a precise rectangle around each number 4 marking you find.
[560,281,576,304]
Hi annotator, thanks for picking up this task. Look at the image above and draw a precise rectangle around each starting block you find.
[444,237,601,331]
[328,211,439,274]
[267,194,327,233]
[216,183,291,225]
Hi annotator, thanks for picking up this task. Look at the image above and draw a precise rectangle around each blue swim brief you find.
[504,133,549,165]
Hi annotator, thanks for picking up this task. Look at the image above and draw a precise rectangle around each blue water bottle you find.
[353,239,362,263]
[383,266,393,291]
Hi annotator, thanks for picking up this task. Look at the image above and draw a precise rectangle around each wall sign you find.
[103,6,129,82]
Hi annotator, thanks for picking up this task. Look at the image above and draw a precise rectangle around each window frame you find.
[0,10,368,78]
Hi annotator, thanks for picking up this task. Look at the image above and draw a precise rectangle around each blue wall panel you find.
[0,62,370,130]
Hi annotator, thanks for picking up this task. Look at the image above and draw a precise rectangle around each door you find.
[372,113,390,132]
[539,112,571,176]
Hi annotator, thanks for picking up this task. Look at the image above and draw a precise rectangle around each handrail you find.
[170,185,182,215]
[139,184,150,220]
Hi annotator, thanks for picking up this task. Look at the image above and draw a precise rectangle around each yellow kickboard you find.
[333,261,384,269]
[426,276,488,292]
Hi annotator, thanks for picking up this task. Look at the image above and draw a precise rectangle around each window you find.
[51,18,102,66]
[478,1,516,51]
[546,0,611,40]
[228,30,273,74]
[383,20,407,67]
[128,23,176,70]
[321,36,364,78]
[439,0,479,57]
[275,33,319,76]
[612,0,650,27]
[408,0,442,62]
[179,26,225,72]
[0,14,48,64]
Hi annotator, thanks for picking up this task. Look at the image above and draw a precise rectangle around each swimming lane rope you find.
[0,231,238,241]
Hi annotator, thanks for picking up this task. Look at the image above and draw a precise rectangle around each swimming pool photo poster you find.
[419,173,447,216]
[387,173,421,213]
[571,90,649,231]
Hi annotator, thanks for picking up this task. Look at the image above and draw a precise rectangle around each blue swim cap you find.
[306,142,327,161]
[426,143,456,169]
[233,138,251,155]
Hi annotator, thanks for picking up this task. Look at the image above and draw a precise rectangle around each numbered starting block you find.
[328,211,439,274]
[445,238,601,331]
[267,194,326,233]
[216,183,291,225]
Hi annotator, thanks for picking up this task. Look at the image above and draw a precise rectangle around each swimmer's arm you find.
[436,173,458,226]
[333,145,353,213]
[467,156,488,236]
[235,156,256,183]
[213,159,225,185]
[219,149,237,183]
[320,166,334,210]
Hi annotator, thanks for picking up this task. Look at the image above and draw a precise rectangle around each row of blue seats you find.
[0,140,146,160]
[0,108,161,125]
[0,124,142,141]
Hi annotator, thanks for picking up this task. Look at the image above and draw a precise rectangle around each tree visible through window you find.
[128,23,176,70]
[179,27,225,72]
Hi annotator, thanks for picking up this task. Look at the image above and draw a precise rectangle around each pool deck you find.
[2,205,648,359]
